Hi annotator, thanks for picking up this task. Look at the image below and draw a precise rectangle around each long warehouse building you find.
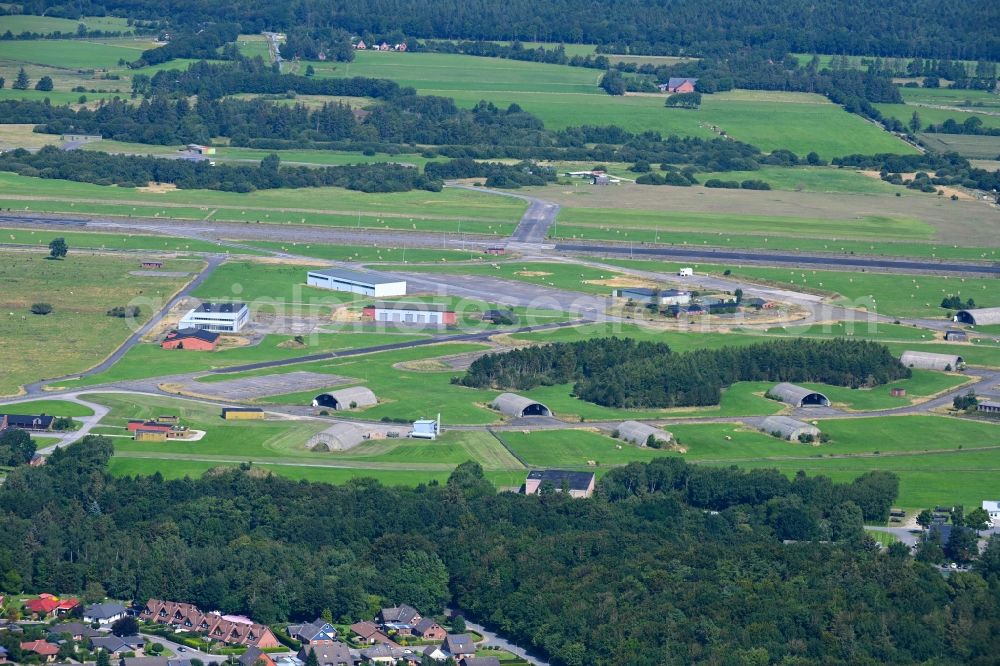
[306,268,407,297]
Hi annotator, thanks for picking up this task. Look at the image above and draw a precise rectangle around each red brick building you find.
[141,599,280,648]
[161,328,220,351]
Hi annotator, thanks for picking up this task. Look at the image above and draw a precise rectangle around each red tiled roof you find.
[25,598,60,614]
[22,641,60,656]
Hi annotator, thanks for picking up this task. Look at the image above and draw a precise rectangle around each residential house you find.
[354,40,367,50]
[21,640,60,662]
[51,622,101,641]
[91,635,144,656]
[0,414,54,432]
[239,646,276,666]
[377,42,390,51]
[359,644,419,665]
[377,604,421,635]
[524,470,596,498]
[297,643,355,666]
[84,602,128,626]
[421,645,448,662]
[24,595,79,619]
[0,645,8,663]
[983,500,1000,524]
[349,622,396,647]
[442,634,476,661]
[412,618,446,641]
[140,599,280,648]
[287,619,339,645]
[659,77,698,93]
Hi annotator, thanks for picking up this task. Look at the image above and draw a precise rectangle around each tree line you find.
[832,152,1000,199]
[459,337,910,408]
[2,437,1000,665]
[21,0,1000,60]
[0,147,441,193]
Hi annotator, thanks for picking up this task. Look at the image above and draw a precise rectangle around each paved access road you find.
[22,254,226,396]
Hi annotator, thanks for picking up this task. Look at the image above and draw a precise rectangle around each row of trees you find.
[460,337,910,408]
[3,438,1000,665]
[833,152,1000,197]
[0,147,442,193]
[22,0,1000,59]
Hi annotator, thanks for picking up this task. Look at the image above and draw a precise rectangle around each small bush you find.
[30,302,53,315]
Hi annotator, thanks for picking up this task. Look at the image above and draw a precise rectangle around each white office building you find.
[411,415,441,440]
[179,302,249,332]
[306,268,407,297]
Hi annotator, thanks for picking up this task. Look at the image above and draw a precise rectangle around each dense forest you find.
[459,337,910,408]
[19,0,1000,59]
[1,438,999,665]
[0,147,441,192]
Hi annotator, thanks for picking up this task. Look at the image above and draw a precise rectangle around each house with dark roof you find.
[162,328,221,351]
[287,619,339,645]
[524,470,596,498]
[51,622,102,641]
[442,634,476,660]
[377,604,421,635]
[0,645,8,663]
[350,621,396,647]
[239,646,276,666]
[297,643,355,666]
[412,618,446,641]
[359,643,420,665]
[91,634,145,656]
[84,602,128,626]
[1,413,54,432]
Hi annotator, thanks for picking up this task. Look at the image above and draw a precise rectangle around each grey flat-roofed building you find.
[307,423,367,451]
[179,302,249,332]
[306,268,406,297]
[614,287,691,306]
[617,421,672,447]
[491,393,551,418]
[978,400,1000,415]
[955,307,1000,326]
[760,415,821,441]
[900,350,965,371]
[524,470,596,498]
[768,382,830,407]
[312,386,377,410]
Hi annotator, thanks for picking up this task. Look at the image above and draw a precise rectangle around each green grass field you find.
[305,52,913,158]
[0,38,143,69]
[556,206,936,242]
[0,172,524,235]
[898,87,1000,108]
[0,227,243,255]
[0,399,94,417]
[876,103,1000,131]
[693,166,902,194]
[52,331,429,389]
[0,251,199,395]
[917,133,1000,160]
[0,15,134,35]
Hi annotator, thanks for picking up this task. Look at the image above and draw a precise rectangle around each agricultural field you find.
[306,51,912,158]
[0,250,200,395]
[0,172,525,235]
[918,133,1000,160]
[0,14,134,35]
[692,166,903,194]
[876,103,1000,130]
[898,86,1000,109]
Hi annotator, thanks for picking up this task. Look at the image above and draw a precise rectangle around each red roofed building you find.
[25,597,60,617]
[140,599,280,648]
[21,641,60,662]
